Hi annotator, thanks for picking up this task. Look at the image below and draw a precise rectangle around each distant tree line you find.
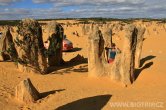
[0,20,20,26]
[0,18,166,26]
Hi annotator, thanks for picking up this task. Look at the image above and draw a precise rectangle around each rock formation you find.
[0,26,17,61]
[88,24,146,86]
[82,24,91,35]
[119,25,137,85]
[88,26,105,77]
[135,26,146,68]
[46,21,64,66]
[102,27,113,47]
[15,78,40,103]
[15,18,47,74]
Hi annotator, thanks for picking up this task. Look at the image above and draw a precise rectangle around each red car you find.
[62,38,73,51]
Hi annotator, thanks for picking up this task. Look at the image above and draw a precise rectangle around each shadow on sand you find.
[40,89,65,99]
[47,54,88,75]
[55,95,112,110]
[49,64,88,75]
[140,55,156,67]
[134,55,156,80]
[64,47,82,53]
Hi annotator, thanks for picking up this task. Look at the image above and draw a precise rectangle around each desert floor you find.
[0,20,166,110]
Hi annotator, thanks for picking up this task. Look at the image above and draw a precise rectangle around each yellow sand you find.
[0,20,166,110]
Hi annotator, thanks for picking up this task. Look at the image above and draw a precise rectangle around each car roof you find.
[63,39,72,43]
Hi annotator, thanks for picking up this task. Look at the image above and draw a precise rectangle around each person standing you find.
[106,43,121,63]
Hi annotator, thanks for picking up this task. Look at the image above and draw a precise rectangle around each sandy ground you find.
[0,20,166,110]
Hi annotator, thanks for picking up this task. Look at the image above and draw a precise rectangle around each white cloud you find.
[0,0,166,20]
[32,0,144,4]
[32,0,145,7]
[0,8,62,20]
[0,0,22,5]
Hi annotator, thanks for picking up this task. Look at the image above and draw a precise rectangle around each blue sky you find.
[0,0,166,20]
